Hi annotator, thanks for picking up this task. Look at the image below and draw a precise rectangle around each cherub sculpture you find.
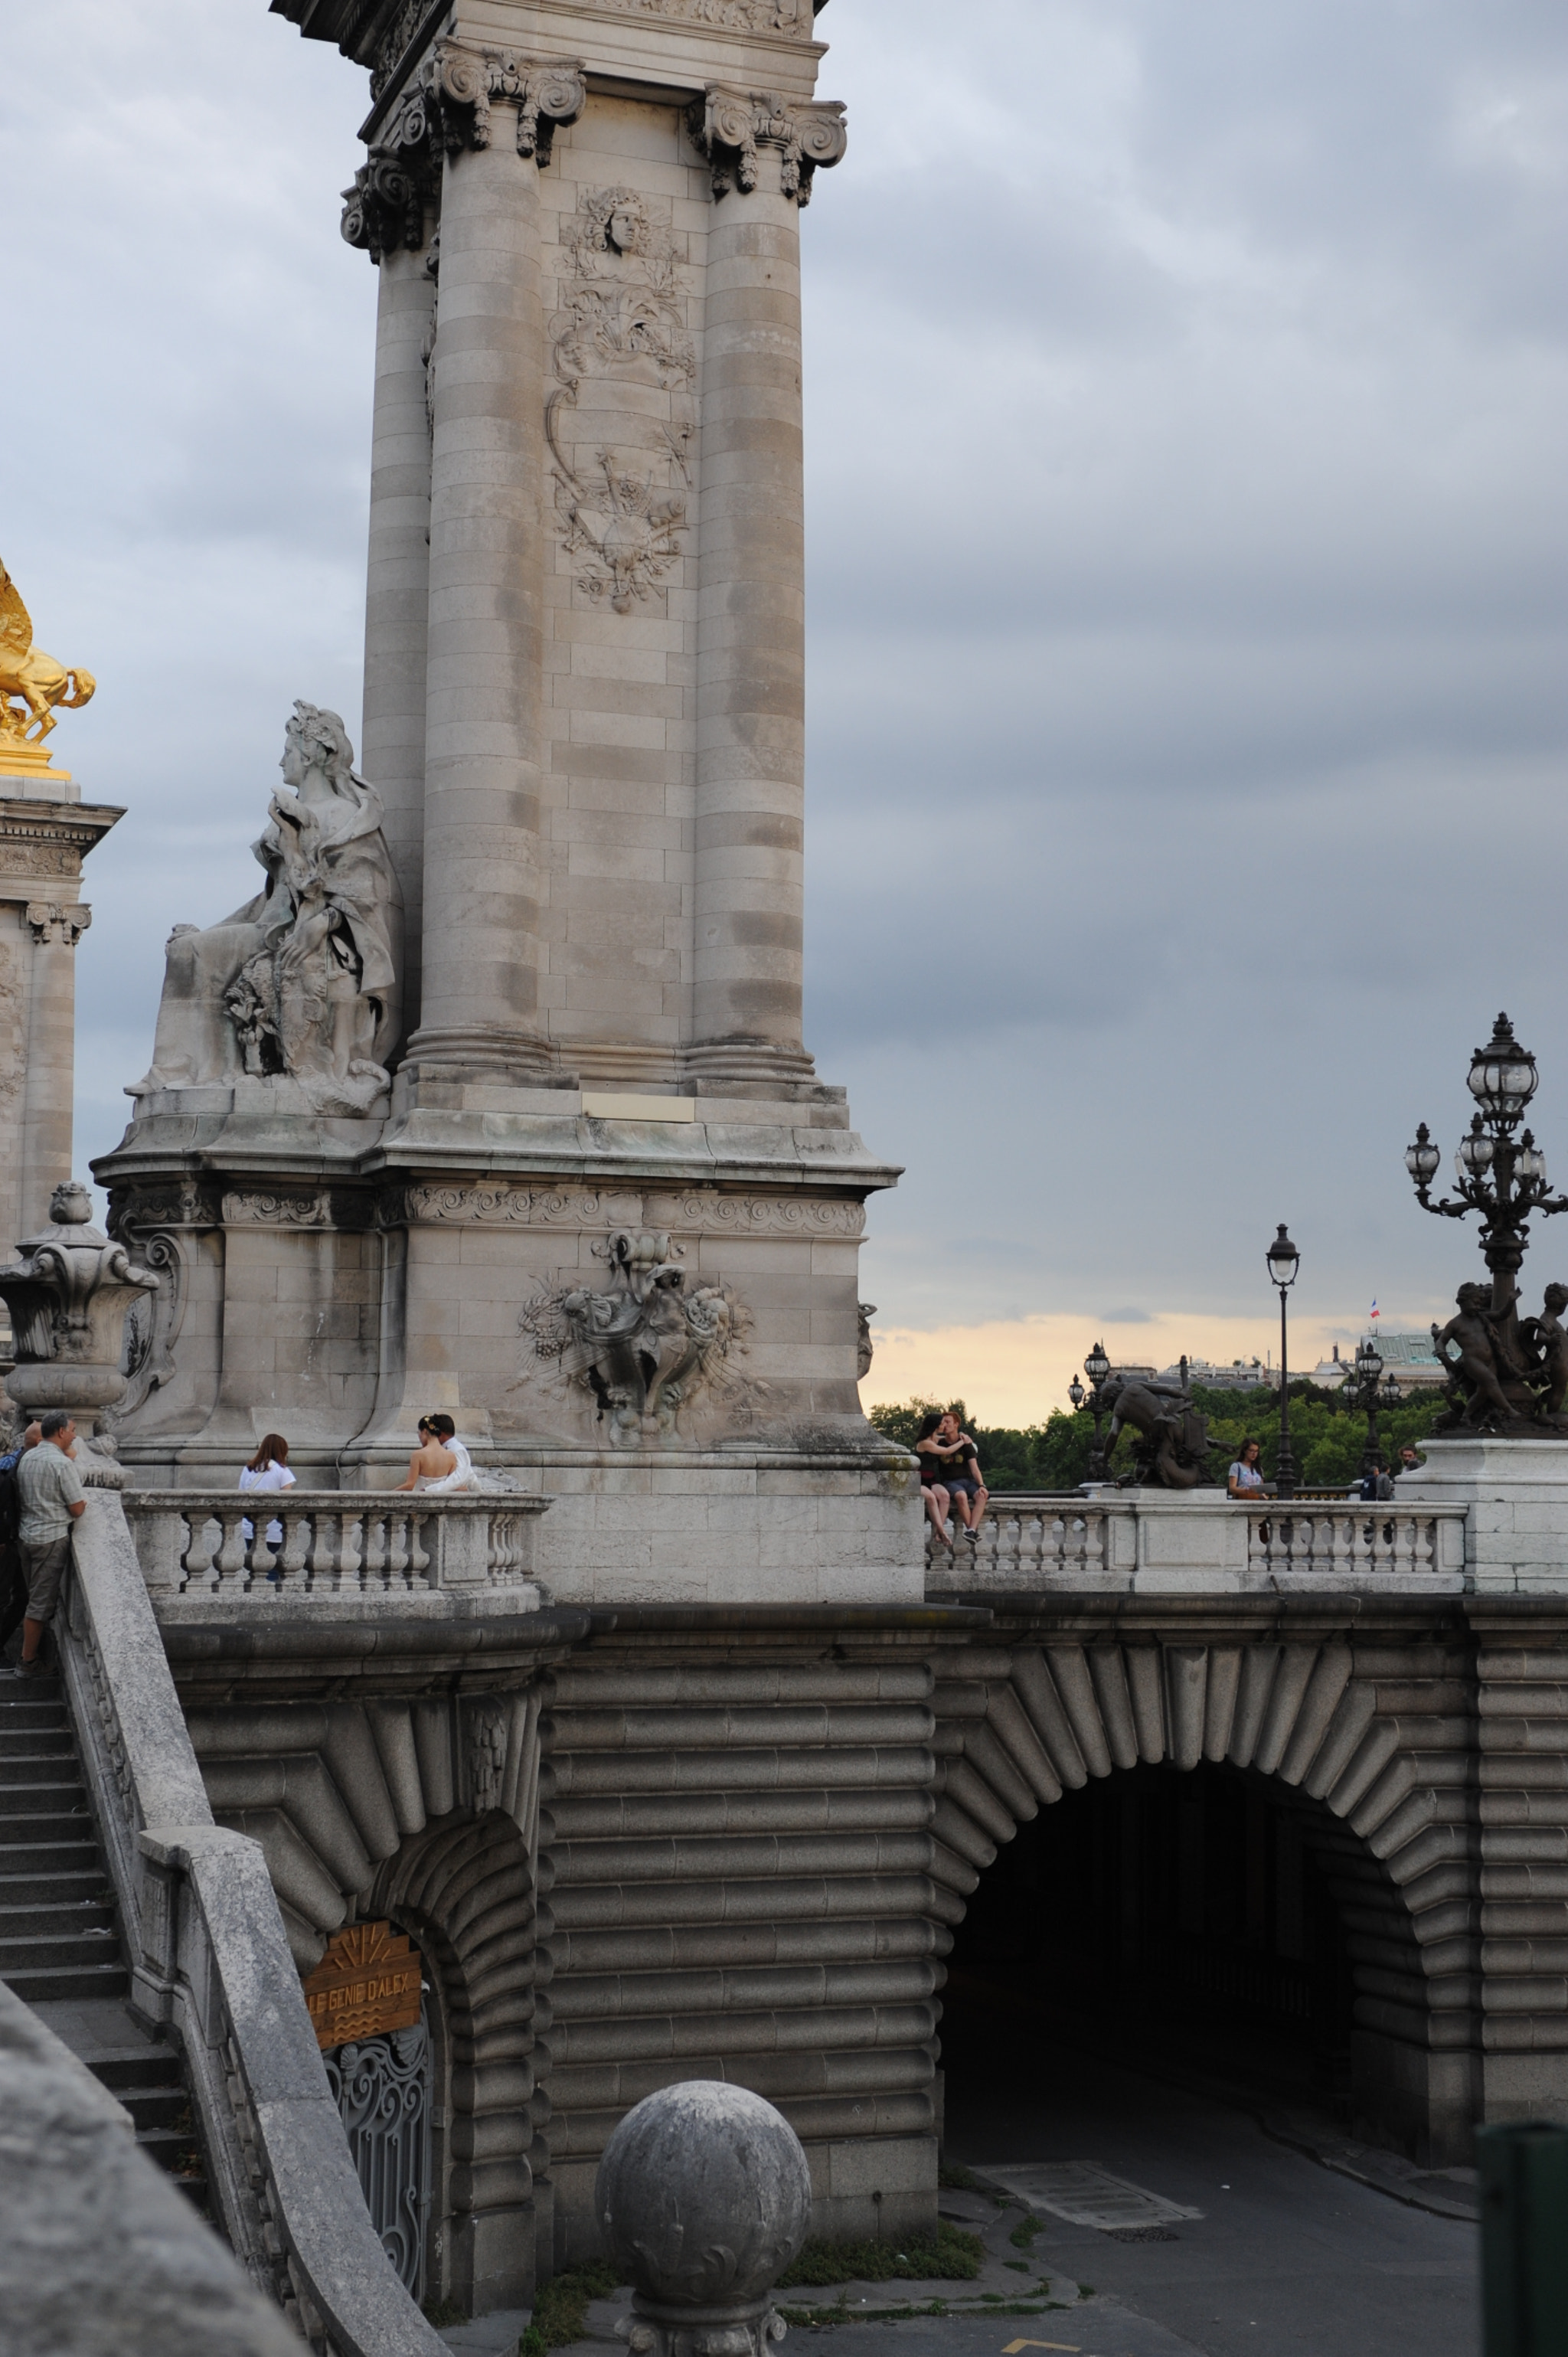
[1432,1283,1518,1428]
[0,557,95,750]
[1524,1283,1568,1421]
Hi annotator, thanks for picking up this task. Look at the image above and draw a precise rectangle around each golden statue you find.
[0,557,95,776]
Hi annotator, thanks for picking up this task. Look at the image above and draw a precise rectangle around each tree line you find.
[867,1381,1449,1493]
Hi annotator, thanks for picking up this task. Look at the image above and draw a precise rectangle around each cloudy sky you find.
[5,0,1565,1420]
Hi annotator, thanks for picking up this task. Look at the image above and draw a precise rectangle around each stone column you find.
[361,243,436,1040]
[21,901,88,1234]
[686,91,846,1094]
[402,44,585,1087]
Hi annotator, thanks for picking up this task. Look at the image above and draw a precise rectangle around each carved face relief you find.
[547,188,697,615]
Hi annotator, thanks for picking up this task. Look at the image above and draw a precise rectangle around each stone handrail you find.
[926,1489,1469,1593]
[122,1486,548,1603]
[57,1489,449,2357]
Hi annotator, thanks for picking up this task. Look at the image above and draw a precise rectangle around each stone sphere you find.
[595,2081,812,2313]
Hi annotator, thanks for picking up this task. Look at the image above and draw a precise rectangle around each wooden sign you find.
[302,1920,423,2051]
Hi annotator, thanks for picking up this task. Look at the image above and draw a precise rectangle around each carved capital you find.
[688,87,848,206]
[341,47,586,260]
[423,41,586,162]
[25,900,90,949]
[341,87,439,261]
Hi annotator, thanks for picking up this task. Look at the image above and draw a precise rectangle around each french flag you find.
[1370,1300,1380,1319]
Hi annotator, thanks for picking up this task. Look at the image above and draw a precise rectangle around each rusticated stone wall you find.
[159,1592,1568,2294]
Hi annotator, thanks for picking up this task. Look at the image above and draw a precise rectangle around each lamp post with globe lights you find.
[1341,1334,1401,1482]
[1267,1225,1301,1500]
[1406,1012,1568,1431]
[1077,1340,1112,1477]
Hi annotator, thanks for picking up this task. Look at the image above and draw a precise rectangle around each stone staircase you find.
[0,1671,205,2202]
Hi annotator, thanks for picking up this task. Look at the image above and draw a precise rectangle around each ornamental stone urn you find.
[0,1181,158,1430]
[594,2081,812,2357]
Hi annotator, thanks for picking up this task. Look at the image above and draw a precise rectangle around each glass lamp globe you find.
[1517,1133,1548,1186]
[1468,1012,1538,1121]
[1068,1375,1085,1409]
[1406,1124,1442,1185]
[1458,1117,1495,1177]
[1266,1224,1300,1290]
[1356,1336,1383,1384]
[1085,1340,1110,1389]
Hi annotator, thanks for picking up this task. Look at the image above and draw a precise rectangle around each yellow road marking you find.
[1001,2342,1081,2353]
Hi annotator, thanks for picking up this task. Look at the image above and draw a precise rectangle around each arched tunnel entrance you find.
[940,1755,1428,2161]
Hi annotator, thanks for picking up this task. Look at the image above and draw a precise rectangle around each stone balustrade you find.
[122,1489,549,1605]
[927,1489,1469,1594]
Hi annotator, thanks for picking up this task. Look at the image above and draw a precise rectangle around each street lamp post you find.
[1267,1225,1301,1500]
[1341,1334,1396,1481]
[1082,1339,1111,1476]
[1406,1012,1568,1430]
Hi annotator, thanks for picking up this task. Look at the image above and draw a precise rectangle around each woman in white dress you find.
[393,1414,475,1494]
[238,1433,296,1548]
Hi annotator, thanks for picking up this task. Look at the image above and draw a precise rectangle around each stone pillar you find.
[686,91,845,1094]
[361,243,436,1040]
[402,44,585,1087]
[21,901,89,1236]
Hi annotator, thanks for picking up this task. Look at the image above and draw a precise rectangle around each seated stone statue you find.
[129,704,402,1116]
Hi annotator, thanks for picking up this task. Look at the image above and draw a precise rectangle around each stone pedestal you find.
[1400,1437,1568,1590]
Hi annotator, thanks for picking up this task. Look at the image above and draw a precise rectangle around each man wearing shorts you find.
[11,1412,85,1678]
[935,1409,989,1538]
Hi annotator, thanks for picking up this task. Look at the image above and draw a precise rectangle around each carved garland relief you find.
[108,1181,865,1237]
[547,189,697,613]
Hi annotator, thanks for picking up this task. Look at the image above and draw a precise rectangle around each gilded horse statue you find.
[0,558,96,749]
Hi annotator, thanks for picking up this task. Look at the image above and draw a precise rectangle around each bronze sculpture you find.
[1096,1371,1217,1489]
[1409,1015,1568,1436]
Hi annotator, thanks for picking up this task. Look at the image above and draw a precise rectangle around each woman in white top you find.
[394,1414,476,1494]
[238,1433,297,1547]
[1227,1437,1267,1501]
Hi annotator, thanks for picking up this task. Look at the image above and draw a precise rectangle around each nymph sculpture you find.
[129,704,402,1116]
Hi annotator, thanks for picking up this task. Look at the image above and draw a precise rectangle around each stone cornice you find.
[0,797,122,886]
[688,83,845,203]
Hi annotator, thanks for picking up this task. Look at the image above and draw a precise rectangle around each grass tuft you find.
[518,2261,623,2353]
[777,2221,984,2288]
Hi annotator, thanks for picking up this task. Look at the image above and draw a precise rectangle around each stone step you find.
[0,1753,88,1787]
[0,1897,116,1937]
[0,1865,107,1907]
[0,1840,104,1881]
[0,1814,94,1853]
[1,1957,129,2002]
[0,1728,74,1757]
[0,1927,123,1973]
[0,1779,89,1816]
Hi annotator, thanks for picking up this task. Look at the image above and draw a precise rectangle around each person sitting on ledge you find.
[913,1411,953,1551]
[237,1433,296,1548]
[919,1408,988,1540]
[394,1414,475,1493]
[1227,1437,1267,1500]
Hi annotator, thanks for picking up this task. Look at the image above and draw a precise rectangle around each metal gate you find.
[325,2019,433,2299]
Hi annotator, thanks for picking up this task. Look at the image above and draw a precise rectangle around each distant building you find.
[1365,1332,1448,1391]
[1157,1357,1272,1392]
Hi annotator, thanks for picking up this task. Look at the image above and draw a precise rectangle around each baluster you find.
[1085,1509,1106,1578]
[213,1511,250,1588]
[1050,1515,1067,1577]
[359,1512,388,1590]
[181,1512,218,1593]
[275,1505,310,1592]
[409,1509,434,1585]
[383,1509,410,1589]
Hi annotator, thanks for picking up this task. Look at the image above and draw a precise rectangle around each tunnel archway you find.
[943,1758,1364,2133]
[931,1637,1478,2166]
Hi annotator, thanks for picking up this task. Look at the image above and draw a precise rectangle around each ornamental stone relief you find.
[578,0,812,31]
[391,1182,864,1237]
[518,1230,754,1447]
[547,190,697,613]
[0,841,83,878]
